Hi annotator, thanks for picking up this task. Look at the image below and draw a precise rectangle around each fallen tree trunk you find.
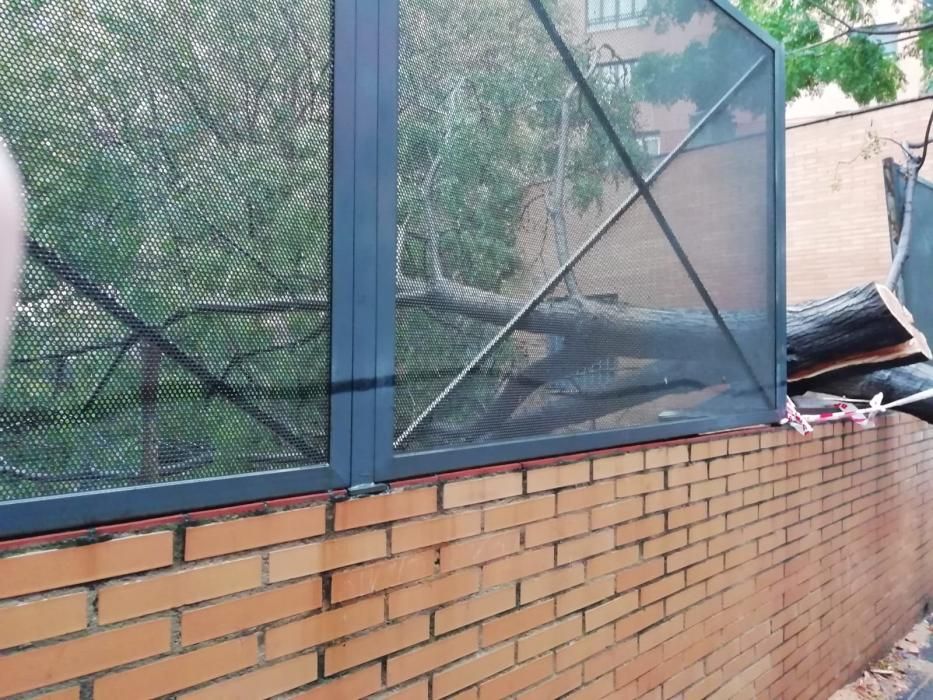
[398,279,933,441]
[788,282,930,383]
[806,363,933,424]
[194,274,933,439]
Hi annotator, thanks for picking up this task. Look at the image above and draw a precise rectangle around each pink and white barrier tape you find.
[782,387,933,435]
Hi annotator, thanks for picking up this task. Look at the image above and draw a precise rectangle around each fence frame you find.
[0,0,785,538]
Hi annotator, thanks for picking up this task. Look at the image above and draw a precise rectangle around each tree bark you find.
[807,363,933,424]
[788,282,930,384]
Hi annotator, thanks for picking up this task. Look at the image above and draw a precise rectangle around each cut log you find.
[788,282,930,384]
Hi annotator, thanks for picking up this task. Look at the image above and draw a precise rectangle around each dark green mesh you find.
[0,1,334,500]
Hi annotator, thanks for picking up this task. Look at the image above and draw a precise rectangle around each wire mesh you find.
[393,0,777,453]
[0,1,334,501]
[895,172,933,343]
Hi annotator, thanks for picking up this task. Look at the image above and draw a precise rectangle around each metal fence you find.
[0,0,784,536]
[888,162,933,340]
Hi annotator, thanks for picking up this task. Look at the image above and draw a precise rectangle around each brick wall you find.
[786,96,933,303]
[1,416,932,699]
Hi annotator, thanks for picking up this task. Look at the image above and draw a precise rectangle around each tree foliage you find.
[739,0,906,103]
[0,0,647,493]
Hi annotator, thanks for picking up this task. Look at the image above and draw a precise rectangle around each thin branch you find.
[793,20,933,53]
[915,105,933,167]
[26,238,319,459]
[546,49,602,298]
[887,160,918,291]
[423,79,465,280]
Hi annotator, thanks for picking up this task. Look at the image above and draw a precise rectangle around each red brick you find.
[585,590,638,630]
[332,550,436,602]
[99,557,261,624]
[615,559,665,593]
[557,482,615,514]
[444,473,522,508]
[440,531,521,572]
[392,511,482,553]
[482,599,555,647]
[614,601,665,642]
[593,452,644,479]
[186,508,324,560]
[436,587,516,634]
[388,628,479,685]
[669,462,708,486]
[645,445,690,468]
[483,547,554,587]
[288,664,381,700]
[688,515,726,543]
[591,497,644,529]
[183,653,320,700]
[525,512,589,547]
[389,568,480,618]
[615,514,665,546]
[557,530,614,565]
[517,666,582,700]
[0,619,171,696]
[266,596,385,659]
[336,488,437,530]
[687,554,725,585]
[521,565,585,603]
[181,578,322,645]
[556,576,616,616]
[584,637,639,682]
[269,530,387,581]
[643,529,688,558]
[645,485,689,513]
[518,615,582,660]
[689,477,727,504]
[527,461,590,492]
[94,634,256,700]
[325,615,429,676]
[479,655,553,700]
[616,472,664,497]
[667,542,707,572]
[638,613,684,651]
[0,533,173,598]
[556,625,614,671]
[586,544,640,578]
[668,502,708,529]
[433,643,515,698]
[0,592,87,649]
[484,495,555,532]
[640,571,685,605]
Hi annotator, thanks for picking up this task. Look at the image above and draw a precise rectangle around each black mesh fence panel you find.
[393,0,777,453]
[0,1,334,501]
[896,172,933,343]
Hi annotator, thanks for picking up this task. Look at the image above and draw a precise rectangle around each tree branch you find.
[26,238,320,460]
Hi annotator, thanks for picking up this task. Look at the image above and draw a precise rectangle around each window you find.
[0,0,784,536]
[637,134,662,157]
[596,59,639,89]
[587,0,649,30]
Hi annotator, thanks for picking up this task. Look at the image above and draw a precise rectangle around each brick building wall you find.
[786,96,933,303]
[1,415,931,699]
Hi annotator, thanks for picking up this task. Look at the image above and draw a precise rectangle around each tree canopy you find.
[736,0,930,103]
